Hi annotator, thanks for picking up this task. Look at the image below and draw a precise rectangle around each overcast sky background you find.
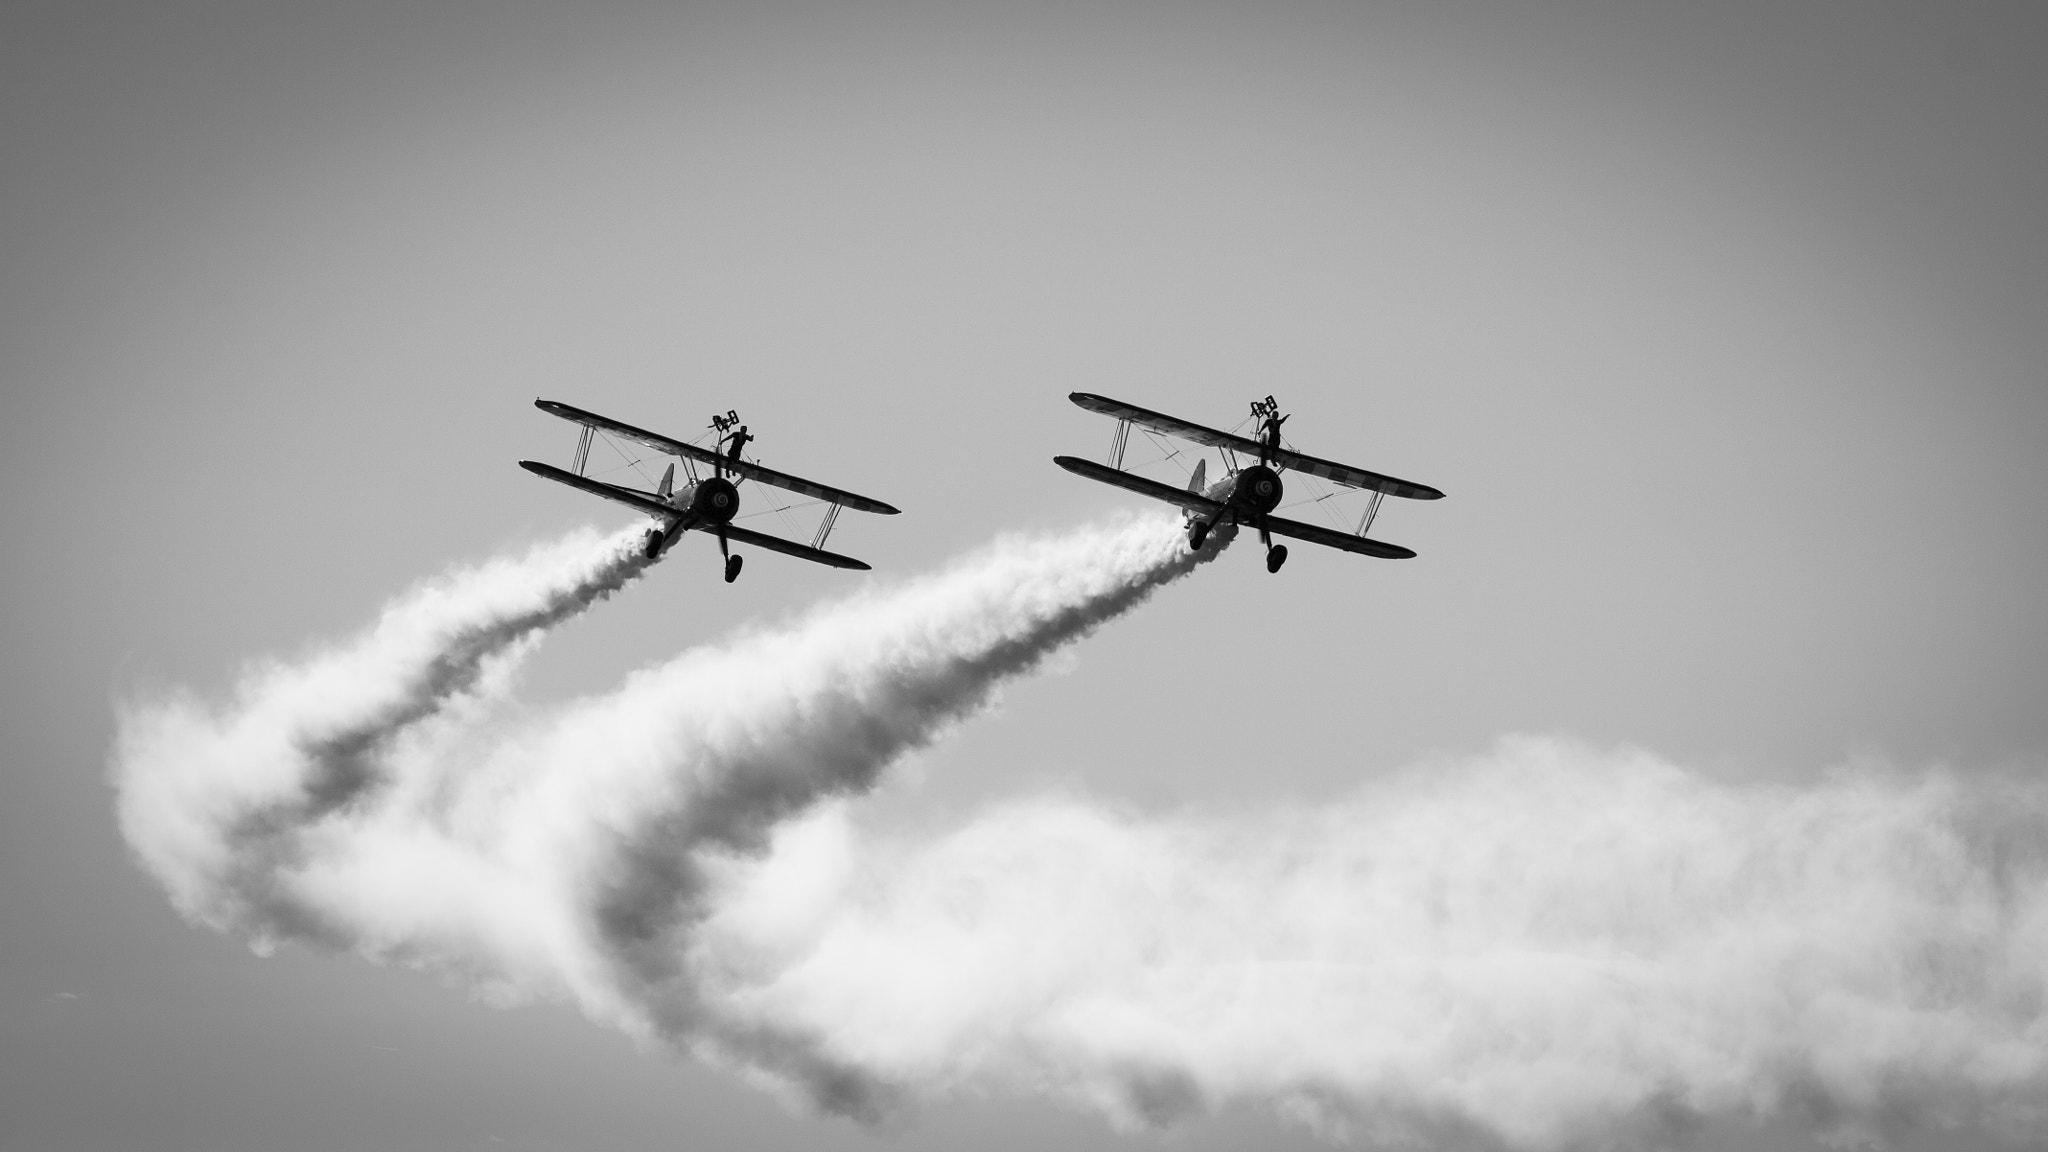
[3,2,2046,1150]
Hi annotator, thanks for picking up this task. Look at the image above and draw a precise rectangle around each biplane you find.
[1055,393,1442,572]
[520,399,898,582]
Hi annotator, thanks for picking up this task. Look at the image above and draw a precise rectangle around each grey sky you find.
[3,1,2045,1149]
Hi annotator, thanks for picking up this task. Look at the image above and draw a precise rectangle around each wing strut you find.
[571,424,595,476]
[1356,489,1385,536]
[1107,418,1131,470]
[811,501,843,550]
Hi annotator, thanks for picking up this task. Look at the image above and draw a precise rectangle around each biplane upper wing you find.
[1260,513,1416,560]
[535,399,900,514]
[1053,456,1226,513]
[519,460,674,518]
[1068,392,1444,500]
[719,524,870,570]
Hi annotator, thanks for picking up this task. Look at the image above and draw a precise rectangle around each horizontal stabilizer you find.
[1068,392,1443,500]
[535,399,900,514]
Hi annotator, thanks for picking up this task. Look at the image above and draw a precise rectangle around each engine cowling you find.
[688,476,740,523]
[1235,464,1283,515]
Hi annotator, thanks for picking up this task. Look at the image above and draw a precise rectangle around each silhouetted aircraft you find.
[1055,393,1442,573]
[521,399,898,582]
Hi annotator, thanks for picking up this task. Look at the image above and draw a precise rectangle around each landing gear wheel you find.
[644,531,664,560]
[1265,544,1289,573]
[724,554,743,583]
[1188,521,1210,551]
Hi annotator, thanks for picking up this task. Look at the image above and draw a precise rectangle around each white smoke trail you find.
[113,515,2048,1148]
[704,740,2048,1148]
[115,524,654,945]
[112,513,1235,1101]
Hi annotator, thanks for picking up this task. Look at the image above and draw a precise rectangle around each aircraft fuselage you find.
[1184,464,1286,562]
[644,476,740,558]
[1189,464,1284,527]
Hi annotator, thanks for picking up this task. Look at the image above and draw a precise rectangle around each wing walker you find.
[520,399,899,582]
[1055,393,1443,572]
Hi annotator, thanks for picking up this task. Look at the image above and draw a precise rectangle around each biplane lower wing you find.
[535,399,899,514]
[521,460,871,570]
[519,460,673,518]
[1260,514,1415,560]
[1053,456,1225,513]
[1056,456,1414,560]
[720,524,869,570]
[1068,392,1443,500]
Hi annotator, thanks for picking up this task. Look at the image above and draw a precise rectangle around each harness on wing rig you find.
[1252,395,1290,468]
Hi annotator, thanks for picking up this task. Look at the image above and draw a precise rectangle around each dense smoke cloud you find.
[113,516,2048,1148]
[711,741,2048,1148]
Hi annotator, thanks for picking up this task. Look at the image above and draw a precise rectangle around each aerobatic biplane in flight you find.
[520,399,899,582]
[1055,393,1443,573]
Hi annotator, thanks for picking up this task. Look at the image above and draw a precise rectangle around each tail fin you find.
[1183,460,1208,523]
[657,462,675,499]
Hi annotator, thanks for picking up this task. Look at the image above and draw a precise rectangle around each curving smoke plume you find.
[114,515,2048,1148]
[116,523,654,946]
[113,514,1234,1091]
